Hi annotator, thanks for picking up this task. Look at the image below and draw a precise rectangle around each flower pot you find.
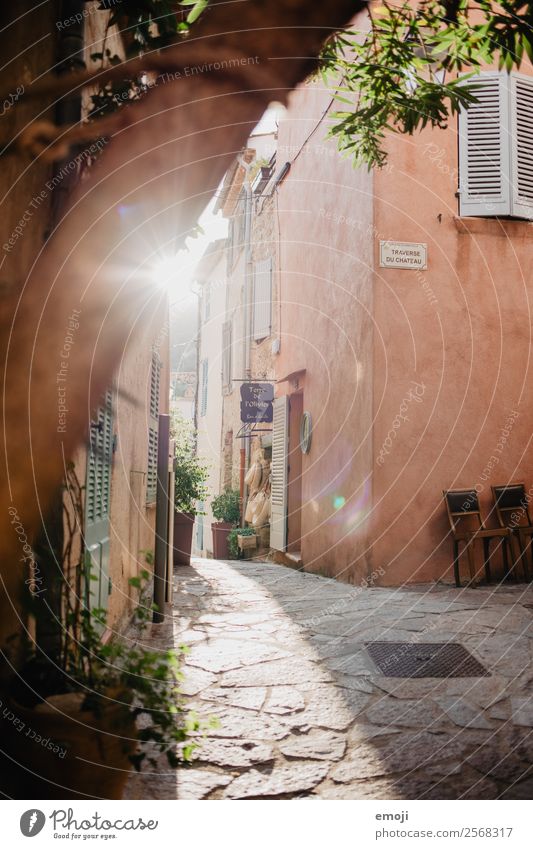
[237,533,257,556]
[0,690,136,799]
[211,521,232,560]
[173,511,195,565]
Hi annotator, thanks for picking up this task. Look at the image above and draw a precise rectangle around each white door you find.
[270,395,289,551]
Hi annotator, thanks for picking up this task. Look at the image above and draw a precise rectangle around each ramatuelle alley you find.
[1,0,533,817]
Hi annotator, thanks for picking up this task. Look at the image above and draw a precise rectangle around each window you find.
[86,390,114,524]
[146,353,161,504]
[203,285,211,322]
[253,257,273,341]
[458,71,533,219]
[227,191,246,273]
[221,320,232,392]
[200,358,208,416]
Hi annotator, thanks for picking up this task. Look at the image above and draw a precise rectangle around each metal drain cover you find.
[364,642,490,678]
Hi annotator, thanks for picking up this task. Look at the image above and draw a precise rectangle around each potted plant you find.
[211,489,241,559]
[0,564,201,800]
[228,526,257,560]
[172,414,209,566]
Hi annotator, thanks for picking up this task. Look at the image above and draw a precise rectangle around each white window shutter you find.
[200,358,208,416]
[510,72,533,220]
[458,72,511,217]
[253,257,273,341]
[270,395,289,551]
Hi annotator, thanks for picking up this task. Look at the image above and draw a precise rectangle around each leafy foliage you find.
[211,489,241,524]
[320,1,533,167]
[12,559,207,771]
[88,1,210,119]
[227,526,256,560]
[171,412,209,514]
[9,468,210,771]
[74,564,205,769]
[86,2,533,168]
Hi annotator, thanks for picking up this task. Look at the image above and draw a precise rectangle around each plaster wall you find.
[275,79,374,584]
[195,253,226,555]
[372,115,533,585]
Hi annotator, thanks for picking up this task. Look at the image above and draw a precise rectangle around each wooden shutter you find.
[146,427,158,503]
[147,353,161,503]
[253,257,273,341]
[458,72,511,217]
[200,358,208,416]
[149,353,161,419]
[86,390,114,524]
[511,73,533,220]
[85,390,114,616]
[270,395,289,551]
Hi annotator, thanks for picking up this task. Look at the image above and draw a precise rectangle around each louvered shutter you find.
[458,72,511,217]
[85,390,114,617]
[270,395,289,551]
[86,390,113,524]
[511,73,533,220]
[200,358,208,416]
[147,353,161,503]
[146,427,158,502]
[253,257,273,341]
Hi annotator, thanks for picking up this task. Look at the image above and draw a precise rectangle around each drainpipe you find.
[238,155,254,523]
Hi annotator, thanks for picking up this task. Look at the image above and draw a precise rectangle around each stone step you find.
[274,549,303,570]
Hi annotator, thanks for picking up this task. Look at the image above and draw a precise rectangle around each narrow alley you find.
[126,561,533,800]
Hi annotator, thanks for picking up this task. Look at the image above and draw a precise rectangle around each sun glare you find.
[151,254,184,290]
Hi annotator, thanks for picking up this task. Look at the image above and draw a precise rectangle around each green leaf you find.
[186,0,208,25]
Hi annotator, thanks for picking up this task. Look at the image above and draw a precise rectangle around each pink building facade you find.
[271,64,533,586]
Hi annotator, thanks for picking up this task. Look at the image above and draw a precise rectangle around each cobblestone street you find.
[126,560,533,800]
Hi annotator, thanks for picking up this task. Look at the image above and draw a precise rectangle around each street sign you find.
[379,240,427,270]
[240,382,274,424]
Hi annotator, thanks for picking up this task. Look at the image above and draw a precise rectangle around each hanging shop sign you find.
[300,411,312,454]
[379,240,427,270]
[240,382,274,424]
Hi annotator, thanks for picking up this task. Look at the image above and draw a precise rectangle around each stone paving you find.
[125,559,533,800]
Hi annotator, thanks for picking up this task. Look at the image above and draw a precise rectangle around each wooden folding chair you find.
[443,489,513,587]
[491,484,533,581]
